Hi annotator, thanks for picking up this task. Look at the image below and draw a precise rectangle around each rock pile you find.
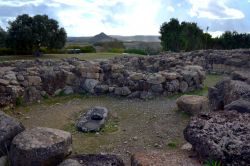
[184,71,250,165]
[0,55,205,110]
[0,111,125,166]
[184,111,250,165]
[209,71,250,113]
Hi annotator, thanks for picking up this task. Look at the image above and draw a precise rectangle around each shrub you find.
[0,48,14,56]
[124,48,147,55]
[80,45,96,53]
[108,48,124,53]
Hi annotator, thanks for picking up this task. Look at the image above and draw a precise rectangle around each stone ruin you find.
[0,53,207,110]
[184,71,250,165]
[1,49,250,165]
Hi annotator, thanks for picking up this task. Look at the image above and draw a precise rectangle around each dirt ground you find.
[11,96,190,165]
[9,75,223,165]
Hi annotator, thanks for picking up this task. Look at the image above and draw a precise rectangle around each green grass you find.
[0,52,143,62]
[203,160,221,166]
[167,74,223,100]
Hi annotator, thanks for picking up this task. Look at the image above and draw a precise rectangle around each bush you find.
[80,45,96,53]
[40,48,66,54]
[124,48,147,55]
[0,48,14,56]
[108,48,124,53]
[66,45,96,53]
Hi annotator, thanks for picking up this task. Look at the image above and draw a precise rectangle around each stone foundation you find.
[0,56,205,110]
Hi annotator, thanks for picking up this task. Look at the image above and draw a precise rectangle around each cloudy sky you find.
[0,0,249,37]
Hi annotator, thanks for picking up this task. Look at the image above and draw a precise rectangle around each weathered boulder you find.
[179,81,188,93]
[131,150,200,166]
[83,79,99,94]
[114,87,131,96]
[224,99,250,113]
[231,71,250,82]
[184,111,250,165]
[177,95,209,115]
[0,111,25,157]
[59,159,81,166]
[76,106,109,132]
[146,73,165,84]
[61,154,124,166]
[63,86,74,95]
[209,78,250,111]
[27,76,42,86]
[10,127,72,166]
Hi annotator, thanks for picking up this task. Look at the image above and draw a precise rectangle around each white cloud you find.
[167,6,175,12]
[209,31,223,37]
[54,0,162,36]
[188,0,245,19]
[0,0,44,7]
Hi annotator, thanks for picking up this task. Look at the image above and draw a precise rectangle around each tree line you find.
[0,14,66,55]
[160,18,250,52]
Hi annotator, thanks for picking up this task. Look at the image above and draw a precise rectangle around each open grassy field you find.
[0,52,141,62]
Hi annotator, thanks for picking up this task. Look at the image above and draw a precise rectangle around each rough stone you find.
[59,159,81,166]
[63,86,74,95]
[66,154,125,166]
[179,81,188,93]
[0,111,25,157]
[209,78,250,111]
[114,87,131,96]
[184,111,250,165]
[176,95,209,115]
[76,106,109,132]
[27,76,42,86]
[10,127,72,166]
[146,73,165,84]
[83,79,99,94]
[224,99,250,113]
[0,79,9,86]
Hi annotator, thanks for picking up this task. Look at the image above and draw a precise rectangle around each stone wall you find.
[0,56,205,110]
[161,49,250,74]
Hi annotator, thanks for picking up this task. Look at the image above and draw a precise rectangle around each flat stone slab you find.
[62,154,125,166]
[10,127,72,166]
[0,111,25,157]
[176,95,209,115]
[184,111,250,165]
[131,150,201,166]
[76,106,109,132]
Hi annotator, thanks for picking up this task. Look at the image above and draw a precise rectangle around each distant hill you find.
[67,32,116,44]
[111,35,160,42]
[67,33,160,43]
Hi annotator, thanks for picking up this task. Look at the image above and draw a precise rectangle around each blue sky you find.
[0,0,249,37]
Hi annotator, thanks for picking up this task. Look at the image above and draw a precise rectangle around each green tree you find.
[179,22,204,51]
[6,14,67,54]
[0,26,7,47]
[159,18,181,52]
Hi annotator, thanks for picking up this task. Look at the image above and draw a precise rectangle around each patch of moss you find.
[101,119,119,133]
[167,74,223,100]
[203,160,221,166]
[167,140,179,149]
[15,96,24,107]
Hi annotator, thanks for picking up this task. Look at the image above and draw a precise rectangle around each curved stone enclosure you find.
[1,49,249,110]
[0,56,206,110]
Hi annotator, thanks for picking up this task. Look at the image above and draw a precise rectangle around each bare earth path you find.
[11,96,192,165]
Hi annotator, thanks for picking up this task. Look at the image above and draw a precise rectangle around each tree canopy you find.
[6,14,67,53]
[0,26,7,48]
[160,18,250,52]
